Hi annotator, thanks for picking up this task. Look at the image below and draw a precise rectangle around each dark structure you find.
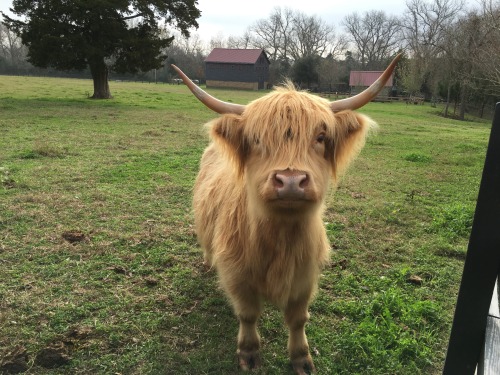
[443,103,500,374]
[205,48,270,90]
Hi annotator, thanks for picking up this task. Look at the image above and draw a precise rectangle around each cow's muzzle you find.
[272,169,309,200]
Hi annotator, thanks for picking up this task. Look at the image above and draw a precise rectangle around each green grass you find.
[0,75,492,374]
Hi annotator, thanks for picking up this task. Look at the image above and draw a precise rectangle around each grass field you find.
[0,75,492,374]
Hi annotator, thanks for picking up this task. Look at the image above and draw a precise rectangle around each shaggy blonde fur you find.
[193,83,375,373]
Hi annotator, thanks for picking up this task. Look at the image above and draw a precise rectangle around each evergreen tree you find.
[2,0,200,98]
[291,55,320,88]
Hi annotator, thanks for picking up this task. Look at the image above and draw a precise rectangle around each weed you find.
[0,167,15,189]
[334,287,442,373]
[19,143,69,159]
[429,203,474,241]
[403,152,432,163]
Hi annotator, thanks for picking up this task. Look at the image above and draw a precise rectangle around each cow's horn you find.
[330,53,402,112]
[171,64,246,115]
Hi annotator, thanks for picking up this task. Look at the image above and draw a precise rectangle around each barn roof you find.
[349,71,394,87]
[205,48,269,64]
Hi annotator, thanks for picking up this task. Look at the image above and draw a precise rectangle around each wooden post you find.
[443,103,500,374]
[476,279,500,375]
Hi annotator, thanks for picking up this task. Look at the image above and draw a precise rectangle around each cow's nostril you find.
[273,173,285,188]
[299,174,309,188]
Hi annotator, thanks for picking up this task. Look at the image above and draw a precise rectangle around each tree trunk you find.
[459,83,467,121]
[89,60,112,99]
[445,84,451,117]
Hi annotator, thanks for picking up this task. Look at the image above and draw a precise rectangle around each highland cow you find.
[172,54,400,374]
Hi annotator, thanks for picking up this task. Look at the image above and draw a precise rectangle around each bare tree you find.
[227,32,252,49]
[0,20,27,67]
[206,30,252,51]
[343,10,401,69]
[249,7,348,83]
[247,7,295,83]
[327,33,349,61]
[249,7,294,64]
[166,31,206,81]
[472,0,500,94]
[448,5,500,118]
[208,32,228,51]
[250,7,347,62]
[400,0,464,97]
[317,57,348,92]
[408,0,500,119]
[289,12,339,60]
[401,0,463,56]
[174,32,205,56]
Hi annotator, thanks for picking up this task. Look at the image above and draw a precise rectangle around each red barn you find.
[349,70,395,97]
[205,48,270,90]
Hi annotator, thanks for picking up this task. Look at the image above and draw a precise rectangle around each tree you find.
[471,0,500,96]
[290,55,320,88]
[208,32,228,51]
[400,0,464,98]
[250,7,294,63]
[446,6,500,119]
[0,20,26,71]
[249,7,347,84]
[206,31,251,51]
[165,31,205,81]
[289,12,344,61]
[343,10,401,69]
[317,55,348,92]
[2,0,200,98]
[227,32,253,50]
[249,7,295,83]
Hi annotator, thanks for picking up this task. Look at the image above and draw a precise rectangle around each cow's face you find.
[209,86,375,218]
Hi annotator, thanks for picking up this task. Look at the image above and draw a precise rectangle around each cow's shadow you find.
[152,260,294,374]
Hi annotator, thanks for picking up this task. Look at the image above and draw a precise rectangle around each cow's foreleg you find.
[285,298,315,374]
[230,288,262,370]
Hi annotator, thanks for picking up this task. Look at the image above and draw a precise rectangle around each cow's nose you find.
[273,170,309,199]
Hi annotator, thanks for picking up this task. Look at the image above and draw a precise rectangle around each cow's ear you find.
[326,110,377,179]
[208,114,249,175]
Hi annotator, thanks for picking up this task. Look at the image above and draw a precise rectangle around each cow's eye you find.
[316,133,326,144]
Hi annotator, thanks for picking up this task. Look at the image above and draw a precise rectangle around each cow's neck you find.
[250,210,323,254]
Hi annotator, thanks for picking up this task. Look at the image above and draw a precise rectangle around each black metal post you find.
[443,103,500,374]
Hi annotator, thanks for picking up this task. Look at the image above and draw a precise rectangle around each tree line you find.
[2,0,499,119]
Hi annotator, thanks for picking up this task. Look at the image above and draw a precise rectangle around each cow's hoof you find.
[292,354,316,374]
[238,349,261,371]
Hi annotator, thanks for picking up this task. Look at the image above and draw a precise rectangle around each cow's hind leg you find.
[285,298,315,374]
[231,288,262,370]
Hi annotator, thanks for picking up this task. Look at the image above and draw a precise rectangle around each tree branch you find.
[121,13,145,21]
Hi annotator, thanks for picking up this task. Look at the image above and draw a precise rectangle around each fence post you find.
[476,279,500,374]
[443,103,500,374]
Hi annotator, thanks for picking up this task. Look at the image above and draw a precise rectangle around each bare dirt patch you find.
[0,346,28,374]
[61,230,87,244]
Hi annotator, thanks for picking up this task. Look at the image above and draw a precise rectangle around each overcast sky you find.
[1,0,408,42]
[195,0,407,40]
